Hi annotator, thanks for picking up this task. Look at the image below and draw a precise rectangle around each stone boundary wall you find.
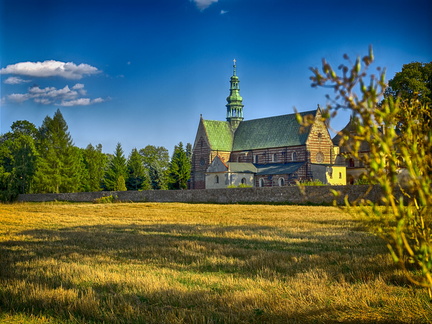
[17,185,390,205]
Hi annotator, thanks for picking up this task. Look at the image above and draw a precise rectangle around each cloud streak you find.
[192,0,218,10]
[0,60,100,80]
[6,84,106,107]
[4,76,32,84]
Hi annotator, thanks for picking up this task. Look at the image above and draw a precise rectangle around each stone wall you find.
[17,185,390,205]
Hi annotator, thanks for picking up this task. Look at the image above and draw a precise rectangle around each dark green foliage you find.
[385,62,432,104]
[126,148,150,190]
[82,144,108,192]
[0,121,38,200]
[104,143,128,191]
[32,110,82,193]
[139,145,169,190]
[168,142,191,190]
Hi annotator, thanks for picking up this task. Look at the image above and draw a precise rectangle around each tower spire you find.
[226,59,244,130]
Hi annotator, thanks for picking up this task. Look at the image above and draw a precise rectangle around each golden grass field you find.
[0,202,431,323]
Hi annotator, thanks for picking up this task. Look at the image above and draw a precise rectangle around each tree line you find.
[0,109,192,201]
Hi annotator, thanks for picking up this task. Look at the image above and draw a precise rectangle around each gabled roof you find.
[202,120,233,151]
[255,162,306,175]
[232,110,316,151]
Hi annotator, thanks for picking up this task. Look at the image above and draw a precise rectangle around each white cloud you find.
[72,83,87,95]
[192,0,218,10]
[4,76,31,84]
[220,10,228,14]
[5,83,106,107]
[7,93,30,103]
[0,60,100,80]
[59,97,106,107]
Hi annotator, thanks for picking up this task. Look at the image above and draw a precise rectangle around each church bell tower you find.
[226,59,244,130]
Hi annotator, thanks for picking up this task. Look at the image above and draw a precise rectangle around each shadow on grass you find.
[0,222,414,323]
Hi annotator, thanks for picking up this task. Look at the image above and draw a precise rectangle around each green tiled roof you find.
[232,110,316,151]
[203,120,233,151]
[227,162,257,173]
[256,162,306,175]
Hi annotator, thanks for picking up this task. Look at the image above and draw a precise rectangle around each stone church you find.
[190,61,346,189]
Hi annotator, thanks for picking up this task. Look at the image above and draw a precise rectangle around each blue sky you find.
[1,0,431,155]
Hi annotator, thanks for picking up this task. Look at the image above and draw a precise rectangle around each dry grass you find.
[0,202,430,323]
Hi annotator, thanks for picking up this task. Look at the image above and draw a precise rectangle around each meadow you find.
[0,202,430,323]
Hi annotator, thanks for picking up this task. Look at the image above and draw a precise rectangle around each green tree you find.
[139,145,169,190]
[307,47,432,295]
[104,143,128,191]
[126,148,150,190]
[33,110,82,193]
[0,121,38,198]
[168,142,191,190]
[385,62,432,104]
[82,144,108,192]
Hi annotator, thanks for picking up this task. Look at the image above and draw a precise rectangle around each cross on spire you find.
[233,58,237,76]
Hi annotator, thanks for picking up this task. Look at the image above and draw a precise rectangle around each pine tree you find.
[104,143,128,191]
[168,142,191,190]
[126,148,150,190]
[33,110,82,193]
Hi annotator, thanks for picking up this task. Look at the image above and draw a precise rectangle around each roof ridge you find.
[240,109,317,123]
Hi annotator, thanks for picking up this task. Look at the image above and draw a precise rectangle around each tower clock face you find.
[316,152,324,163]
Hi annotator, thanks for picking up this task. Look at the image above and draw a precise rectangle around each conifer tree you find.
[104,143,128,191]
[33,110,82,193]
[126,148,150,190]
[168,142,191,190]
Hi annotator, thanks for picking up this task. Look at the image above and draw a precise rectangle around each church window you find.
[278,177,285,186]
[272,153,277,162]
[215,175,219,184]
[259,178,265,187]
[200,158,205,166]
[254,155,259,163]
[292,152,297,161]
[241,178,247,185]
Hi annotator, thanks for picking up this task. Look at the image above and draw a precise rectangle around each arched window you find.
[254,155,259,164]
[292,151,297,161]
[272,153,277,162]
[215,175,219,184]
[278,177,285,186]
[259,178,265,187]
[241,178,247,185]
